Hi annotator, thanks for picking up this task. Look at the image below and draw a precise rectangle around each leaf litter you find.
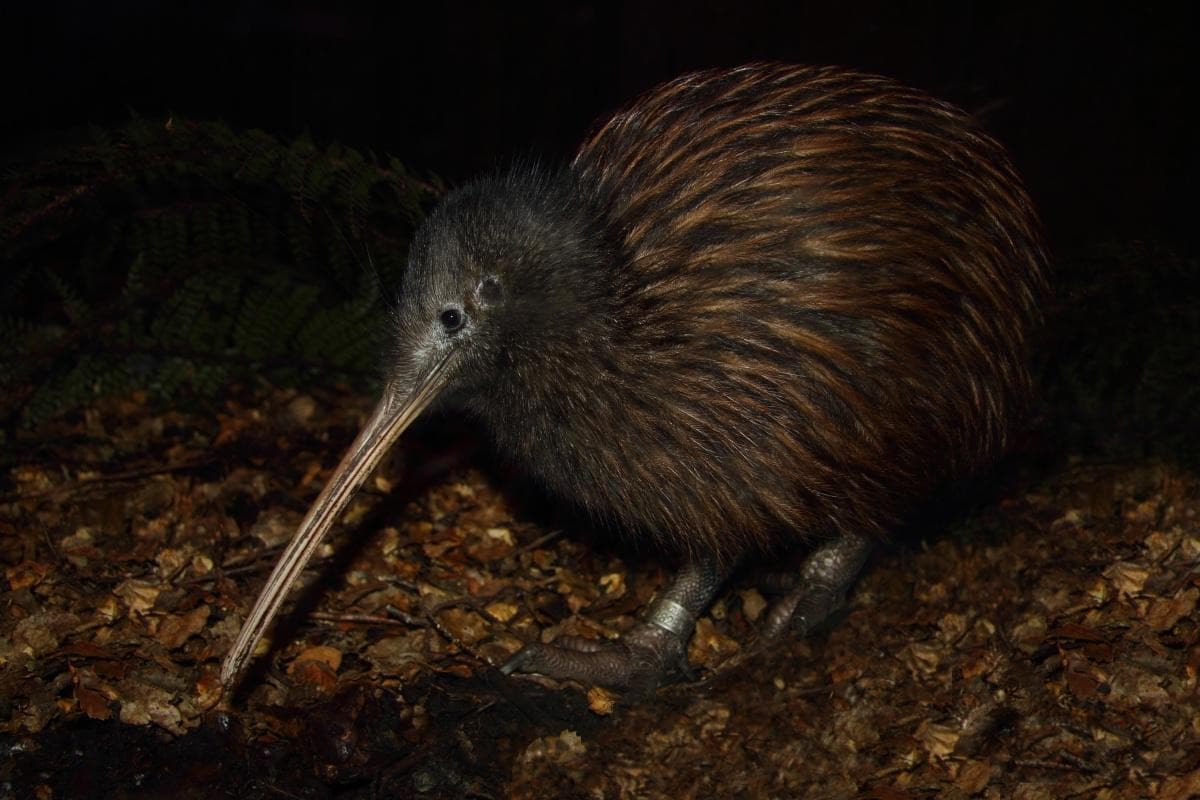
[1,385,1198,798]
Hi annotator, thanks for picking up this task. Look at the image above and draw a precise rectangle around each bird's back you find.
[552,64,1047,558]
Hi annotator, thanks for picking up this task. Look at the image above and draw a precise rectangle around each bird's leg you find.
[501,556,728,693]
[760,531,872,639]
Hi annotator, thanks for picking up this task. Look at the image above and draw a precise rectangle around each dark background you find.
[3,3,1195,255]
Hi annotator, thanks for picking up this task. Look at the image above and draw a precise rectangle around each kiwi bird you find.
[221,63,1047,691]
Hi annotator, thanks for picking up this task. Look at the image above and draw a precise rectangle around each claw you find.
[501,622,687,692]
[498,646,535,676]
[501,558,727,692]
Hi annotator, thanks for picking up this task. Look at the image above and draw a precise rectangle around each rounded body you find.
[223,63,1049,687]
[427,64,1048,563]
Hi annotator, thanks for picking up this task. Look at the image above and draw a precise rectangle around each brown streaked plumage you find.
[222,63,1048,691]
[547,63,1047,562]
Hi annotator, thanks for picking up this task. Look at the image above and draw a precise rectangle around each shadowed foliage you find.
[0,116,440,445]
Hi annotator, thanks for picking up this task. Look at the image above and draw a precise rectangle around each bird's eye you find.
[440,307,464,332]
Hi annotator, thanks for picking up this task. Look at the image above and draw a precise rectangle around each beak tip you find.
[219,652,242,686]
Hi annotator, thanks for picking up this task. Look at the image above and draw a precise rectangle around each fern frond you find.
[2,115,440,430]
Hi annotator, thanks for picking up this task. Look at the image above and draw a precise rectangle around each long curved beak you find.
[220,356,452,686]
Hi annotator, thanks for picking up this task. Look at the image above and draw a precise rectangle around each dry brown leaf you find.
[901,641,942,676]
[438,607,490,644]
[286,646,343,692]
[69,663,119,719]
[194,671,223,708]
[1105,561,1150,597]
[738,588,767,622]
[283,394,318,427]
[60,528,99,568]
[154,605,211,650]
[1144,530,1180,561]
[1145,588,1198,632]
[466,529,515,562]
[113,579,160,616]
[288,659,338,692]
[687,617,739,670]
[290,644,343,672]
[116,679,185,734]
[1064,664,1106,701]
[915,720,959,759]
[75,684,113,721]
[484,601,519,623]
[365,632,426,678]
[422,540,458,559]
[959,649,1000,681]
[154,547,192,578]
[485,527,515,546]
[586,686,617,715]
[517,730,587,766]
[937,612,969,642]
[1157,767,1200,800]
[1011,782,1054,800]
[13,612,80,657]
[212,409,255,447]
[1009,614,1047,652]
[955,759,991,794]
[6,561,50,591]
[249,511,300,548]
[599,571,626,597]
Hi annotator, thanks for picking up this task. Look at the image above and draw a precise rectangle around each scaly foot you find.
[761,531,871,639]
[501,621,689,694]
[501,557,726,692]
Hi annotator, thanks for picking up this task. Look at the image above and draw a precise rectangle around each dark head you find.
[221,165,614,683]
[388,167,614,408]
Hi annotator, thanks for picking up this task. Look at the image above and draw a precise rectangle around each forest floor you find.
[2,383,1198,799]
